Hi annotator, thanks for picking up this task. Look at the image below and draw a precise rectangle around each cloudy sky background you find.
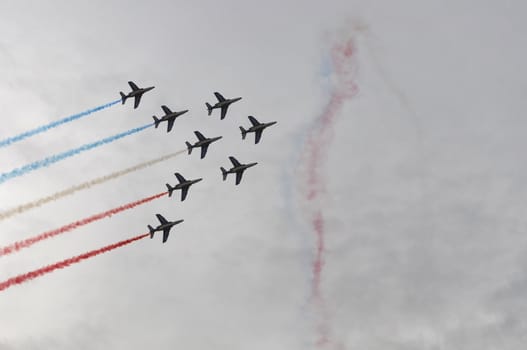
[0,0,526,349]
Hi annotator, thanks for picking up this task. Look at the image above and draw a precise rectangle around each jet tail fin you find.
[221,167,228,181]
[148,225,155,238]
[153,116,160,128]
[239,126,247,140]
[185,141,193,155]
[120,92,127,104]
[206,103,213,116]
[165,183,175,197]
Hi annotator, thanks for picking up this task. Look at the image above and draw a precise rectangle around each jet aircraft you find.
[148,214,184,243]
[153,105,189,133]
[166,173,203,201]
[239,116,277,144]
[185,131,222,159]
[220,156,258,185]
[120,81,155,109]
[205,92,242,120]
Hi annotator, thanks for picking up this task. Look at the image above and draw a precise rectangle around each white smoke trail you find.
[0,150,185,221]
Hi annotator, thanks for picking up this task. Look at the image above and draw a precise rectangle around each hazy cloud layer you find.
[0,1,526,349]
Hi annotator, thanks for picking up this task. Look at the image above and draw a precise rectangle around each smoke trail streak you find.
[298,36,358,348]
[0,123,153,185]
[0,233,148,292]
[0,192,166,256]
[278,45,338,350]
[0,100,120,149]
[0,150,185,221]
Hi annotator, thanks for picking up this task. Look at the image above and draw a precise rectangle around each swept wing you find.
[156,214,168,225]
[229,156,241,167]
[248,116,260,126]
[162,105,172,115]
[214,92,226,102]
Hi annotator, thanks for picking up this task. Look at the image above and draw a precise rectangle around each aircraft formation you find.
[121,81,277,243]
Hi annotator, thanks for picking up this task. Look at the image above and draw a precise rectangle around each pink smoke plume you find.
[300,35,358,348]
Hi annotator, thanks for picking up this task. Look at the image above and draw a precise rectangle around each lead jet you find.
[153,105,189,133]
[220,156,258,185]
[185,131,223,159]
[120,81,155,109]
[147,214,184,243]
[166,172,203,201]
[239,116,277,144]
[205,92,242,120]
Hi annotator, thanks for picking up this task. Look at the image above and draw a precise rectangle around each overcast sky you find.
[0,0,527,349]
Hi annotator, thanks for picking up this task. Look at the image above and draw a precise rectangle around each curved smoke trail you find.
[0,233,149,293]
[0,150,185,221]
[279,45,336,350]
[0,122,153,185]
[0,100,120,149]
[0,192,166,256]
[295,36,358,348]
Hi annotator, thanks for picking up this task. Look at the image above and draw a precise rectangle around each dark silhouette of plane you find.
[120,81,155,109]
[239,116,277,144]
[153,105,189,133]
[166,173,203,201]
[148,214,184,243]
[205,92,242,120]
[221,156,257,185]
[185,131,222,159]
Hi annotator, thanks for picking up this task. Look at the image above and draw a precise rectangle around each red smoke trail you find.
[0,192,167,256]
[0,233,148,292]
[302,37,358,348]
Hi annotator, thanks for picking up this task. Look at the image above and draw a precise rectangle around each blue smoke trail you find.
[0,123,153,185]
[0,100,120,149]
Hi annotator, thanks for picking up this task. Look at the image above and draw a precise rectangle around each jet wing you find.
[254,129,263,144]
[214,92,226,102]
[166,118,176,133]
[200,144,209,159]
[229,156,241,167]
[235,169,245,185]
[174,172,186,183]
[162,227,171,243]
[134,94,142,109]
[194,130,206,141]
[156,214,168,225]
[128,81,139,91]
[161,105,172,115]
[180,186,189,201]
[220,105,229,120]
[248,116,260,126]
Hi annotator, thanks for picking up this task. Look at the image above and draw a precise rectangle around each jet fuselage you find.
[160,109,188,122]
[248,121,277,132]
[194,136,222,148]
[126,86,154,98]
[175,178,202,190]
[214,97,242,108]
[153,220,184,232]
[227,162,258,174]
